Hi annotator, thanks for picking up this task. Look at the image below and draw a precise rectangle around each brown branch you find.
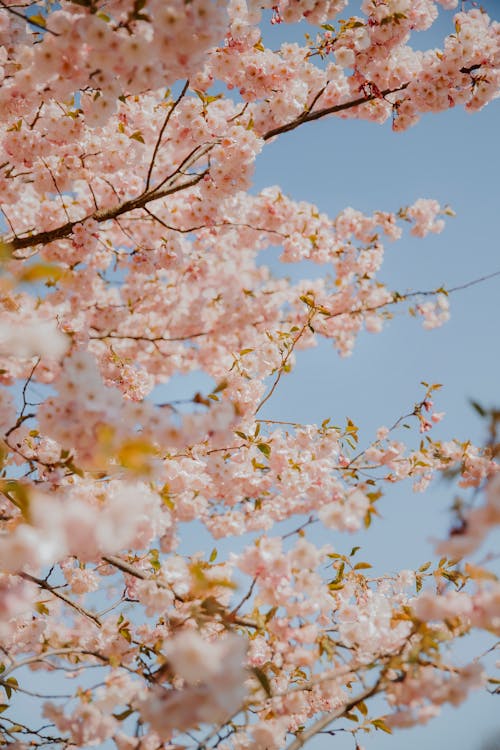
[102,554,152,581]
[8,144,214,253]
[42,159,71,223]
[255,310,316,414]
[441,270,500,295]
[4,84,414,253]
[145,79,189,191]
[230,576,257,617]
[254,270,500,415]
[18,572,102,628]
[323,269,500,322]
[286,680,381,750]
[103,555,258,630]
[262,83,409,141]
[0,648,109,680]
[0,1,59,35]
[143,207,287,237]
[152,142,213,194]
[89,330,209,343]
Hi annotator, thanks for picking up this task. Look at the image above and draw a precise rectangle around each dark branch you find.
[145,79,189,191]
[262,83,409,141]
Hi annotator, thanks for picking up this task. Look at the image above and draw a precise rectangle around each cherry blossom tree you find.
[0,1,498,748]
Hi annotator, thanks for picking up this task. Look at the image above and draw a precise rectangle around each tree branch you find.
[255,310,316,414]
[18,572,102,628]
[0,0,59,36]
[8,145,214,254]
[1,648,109,680]
[285,680,381,750]
[4,84,412,254]
[145,79,189,191]
[262,84,409,141]
[89,330,209,343]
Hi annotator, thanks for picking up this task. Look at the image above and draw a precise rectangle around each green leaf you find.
[113,707,134,721]
[265,606,278,623]
[149,549,160,572]
[299,294,315,308]
[469,399,486,417]
[209,548,217,562]
[119,627,132,643]
[212,379,228,394]
[0,480,30,520]
[129,130,145,144]
[0,241,12,262]
[3,678,18,700]
[357,700,368,717]
[373,718,392,734]
[20,262,64,284]
[194,90,223,106]
[65,458,84,478]
[29,13,47,27]
[252,667,272,697]
[257,443,271,458]
[328,581,344,591]
[329,562,345,588]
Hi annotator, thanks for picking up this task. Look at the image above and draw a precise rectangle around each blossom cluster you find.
[0,1,498,749]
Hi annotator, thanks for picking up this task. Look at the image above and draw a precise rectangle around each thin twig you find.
[145,80,189,191]
[285,681,381,750]
[142,207,287,237]
[42,159,71,222]
[89,330,209,343]
[262,84,409,140]
[255,310,315,414]
[230,577,257,617]
[18,572,102,627]
[8,153,213,253]
[1,648,108,679]
[0,1,59,35]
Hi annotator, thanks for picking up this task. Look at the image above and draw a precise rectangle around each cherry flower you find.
[0,1,497,748]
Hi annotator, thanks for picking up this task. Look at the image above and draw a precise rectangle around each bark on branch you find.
[8,143,214,254]
[262,84,409,141]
